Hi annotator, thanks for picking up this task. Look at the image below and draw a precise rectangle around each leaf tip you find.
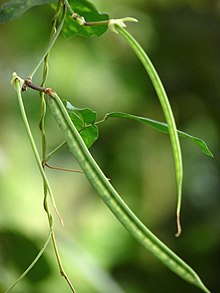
[207,148,214,158]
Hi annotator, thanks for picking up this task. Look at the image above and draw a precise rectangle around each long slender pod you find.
[11,76,76,292]
[115,25,183,236]
[46,89,210,293]
[11,76,63,225]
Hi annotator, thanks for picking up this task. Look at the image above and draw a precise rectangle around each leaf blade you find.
[105,112,213,157]
[64,100,98,147]
[80,125,98,148]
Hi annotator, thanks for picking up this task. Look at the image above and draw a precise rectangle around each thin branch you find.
[45,140,67,162]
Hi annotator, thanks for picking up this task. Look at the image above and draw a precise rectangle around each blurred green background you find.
[0,0,220,292]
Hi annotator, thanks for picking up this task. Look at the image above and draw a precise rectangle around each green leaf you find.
[62,0,109,38]
[64,100,98,147]
[105,112,214,157]
[0,0,55,23]
[80,125,98,148]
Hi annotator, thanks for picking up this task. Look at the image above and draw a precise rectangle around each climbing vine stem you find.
[29,1,67,79]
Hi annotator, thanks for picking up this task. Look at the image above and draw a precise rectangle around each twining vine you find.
[0,0,213,292]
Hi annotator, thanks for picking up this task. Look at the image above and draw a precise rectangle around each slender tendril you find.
[29,2,67,79]
[38,4,76,291]
[40,0,61,220]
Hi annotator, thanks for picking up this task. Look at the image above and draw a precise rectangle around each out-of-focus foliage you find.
[0,0,219,292]
[0,0,55,23]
